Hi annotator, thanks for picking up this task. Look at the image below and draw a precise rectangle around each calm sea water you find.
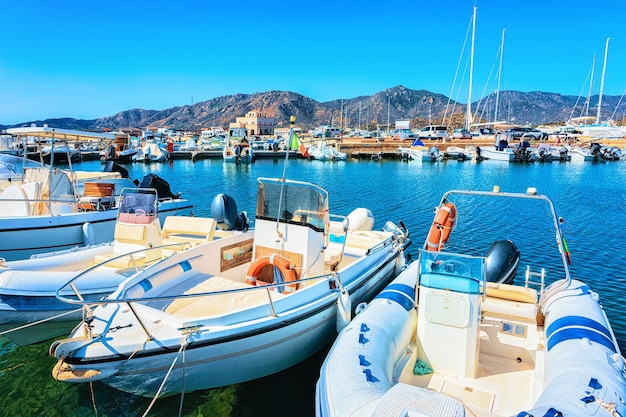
[1,157,625,416]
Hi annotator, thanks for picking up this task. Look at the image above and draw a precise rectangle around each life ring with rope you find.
[426,202,457,251]
[245,254,298,293]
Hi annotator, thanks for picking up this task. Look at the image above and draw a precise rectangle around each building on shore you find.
[231,111,274,136]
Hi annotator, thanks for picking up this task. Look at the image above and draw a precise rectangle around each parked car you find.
[452,128,472,139]
[390,129,417,140]
[504,127,548,140]
[418,125,449,139]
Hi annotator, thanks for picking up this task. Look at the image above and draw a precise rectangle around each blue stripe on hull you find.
[547,327,616,353]
[546,315,612,341]
[374,283,414,311]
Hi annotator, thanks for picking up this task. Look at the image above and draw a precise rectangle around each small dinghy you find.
[316,187,626,417]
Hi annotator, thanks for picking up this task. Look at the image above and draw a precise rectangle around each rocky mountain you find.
[3,86,625,132]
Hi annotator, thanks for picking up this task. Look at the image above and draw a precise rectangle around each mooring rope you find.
[0,308,83,337]
[141,335,189,417]
[89,381,98,416]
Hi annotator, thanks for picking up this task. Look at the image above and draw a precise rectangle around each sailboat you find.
[571,38,624,139]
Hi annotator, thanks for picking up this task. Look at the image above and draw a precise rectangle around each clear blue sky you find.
[2,0,624,125]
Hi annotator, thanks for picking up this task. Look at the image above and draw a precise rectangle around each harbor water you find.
[1,157,625,416]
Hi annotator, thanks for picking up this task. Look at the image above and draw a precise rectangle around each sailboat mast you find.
[466,6,476,130]
[596,37,610,123]
[584,55,595,118]
[494,28,505,123]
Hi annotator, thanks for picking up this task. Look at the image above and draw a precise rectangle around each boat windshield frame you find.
[255,177,329,232]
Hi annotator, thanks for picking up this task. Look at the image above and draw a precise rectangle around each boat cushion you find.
[482,296,538,322]
[165,276,285,318]
[373,383,465,417]
[162,216,216,247]
[485,282,537,304]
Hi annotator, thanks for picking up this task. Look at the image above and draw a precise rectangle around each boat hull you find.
[0,200,192,261]
[52,242,406,396]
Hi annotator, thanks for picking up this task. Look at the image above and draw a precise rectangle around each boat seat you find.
[93,223,159,268]
[162,216,217,247]
[165,276,285,318]
[482,283,538,322]
[78,182,115,211]
[0,184,30,216]
[20,181,42,215]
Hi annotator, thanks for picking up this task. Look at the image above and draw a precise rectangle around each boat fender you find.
[336,288,352,333]
[245,254,298,293]
[426,203,456,251]
[355,302,368,315]
[82,222,96,246]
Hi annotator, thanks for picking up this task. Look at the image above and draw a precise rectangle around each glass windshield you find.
[256,178,328,231]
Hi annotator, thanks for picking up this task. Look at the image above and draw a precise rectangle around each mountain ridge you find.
[3,85,624,132]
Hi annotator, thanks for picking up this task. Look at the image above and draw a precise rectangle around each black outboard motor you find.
[139,173,180,200]
[484,240,520,285]
[211,193,249,231]
[103,160,129,179]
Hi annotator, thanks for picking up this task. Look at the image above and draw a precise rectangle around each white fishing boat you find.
[308,140,348,161]
[398,140,442,162]
[132,142,169,163]
[530,143,569,162]
[0,191,244,346]
[50,176,411,397]
[316,187,626,417]
[223,127,253,163]
[0,128,192,262]
[478,135,533,162]
[444,145,476,160]
[566,144,595,162]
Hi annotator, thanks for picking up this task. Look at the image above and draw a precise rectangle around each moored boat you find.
[0,128,192,262]
[50,176,410,397]
[0,189,228,345]
[398,140,442,162]
[223,127,253,163]
[316,187,626,417]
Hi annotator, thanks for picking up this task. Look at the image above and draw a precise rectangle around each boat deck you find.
[398,294,545,416]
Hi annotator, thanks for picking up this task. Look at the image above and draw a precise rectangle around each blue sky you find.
[2,0,624,124]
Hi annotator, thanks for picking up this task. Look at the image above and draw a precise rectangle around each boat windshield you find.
[118,189,158,216]
[418,249,486,294]
[256,178,329,231]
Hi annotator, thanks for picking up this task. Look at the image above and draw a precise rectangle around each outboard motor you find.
[211,193,249,231]
[609,146,621,160]
[139,173,179,200]
[429,146,440,161]
[590,142,602,157]
[103,160,129,179]
[484,240,520,285]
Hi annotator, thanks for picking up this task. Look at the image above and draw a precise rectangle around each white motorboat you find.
[566,144,595,162]
[0,191,244,346]
[223,127,253,163]
[308,141,348,161]
[398,142,442,162]
[444,145,475,160]
[0,129,192,262]
[478,135,533,162]
[316,188,626,417]
[50,176,411,397]
[132,142,169,163]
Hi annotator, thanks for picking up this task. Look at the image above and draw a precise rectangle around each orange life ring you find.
[426,203,456,251]
[245,254,298,293]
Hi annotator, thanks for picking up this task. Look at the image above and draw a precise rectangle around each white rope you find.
[0,307,83,336]
[141,336,189,417]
